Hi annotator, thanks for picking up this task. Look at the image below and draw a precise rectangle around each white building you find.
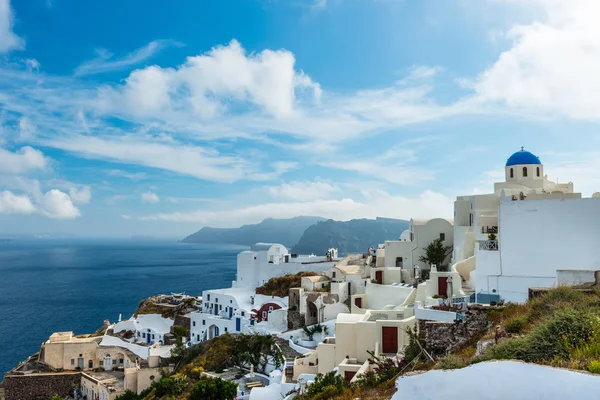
[452,148,600,303]
[113,314,174,346]
[372,218,454,285]
[190,286,288,344]
[190,243,338,343]
[293,280,417,382]
[234,243,337,289]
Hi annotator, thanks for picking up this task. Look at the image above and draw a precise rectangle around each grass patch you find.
[256,272,319,297]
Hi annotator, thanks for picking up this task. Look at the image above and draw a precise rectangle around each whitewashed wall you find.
[495,197,600,302]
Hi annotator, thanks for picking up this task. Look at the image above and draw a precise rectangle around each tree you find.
[419,238,452,269]
[188,376,237,400]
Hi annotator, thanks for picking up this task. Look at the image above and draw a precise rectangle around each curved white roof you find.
[412,217,454,226]
[114,314,174,335]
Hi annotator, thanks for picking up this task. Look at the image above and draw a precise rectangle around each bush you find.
[153,374,189,397]
[302,371,346,399]
[173,325,189,339]
[188,376,237,400]
[115,391,140,400]
[588,360,600,374]
[505,315,527,334]
[490,310,596,363]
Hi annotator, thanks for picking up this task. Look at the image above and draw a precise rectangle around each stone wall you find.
[288,310,305,330]
[417,304,499,355]
[0,372,80,400]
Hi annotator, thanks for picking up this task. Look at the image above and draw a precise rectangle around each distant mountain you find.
[291,217,410,255]
[181,216,326,247]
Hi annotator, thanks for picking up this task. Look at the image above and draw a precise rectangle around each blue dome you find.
[506,149,541,167]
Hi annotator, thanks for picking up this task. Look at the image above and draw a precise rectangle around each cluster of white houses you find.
[252,147,600,395]
[20,148,600,399]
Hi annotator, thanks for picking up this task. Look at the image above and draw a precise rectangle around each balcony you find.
[479,240,498,251]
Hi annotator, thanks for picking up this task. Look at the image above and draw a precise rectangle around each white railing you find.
[479,240,498,251]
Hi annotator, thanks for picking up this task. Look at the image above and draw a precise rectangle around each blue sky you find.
[1,0,599,238]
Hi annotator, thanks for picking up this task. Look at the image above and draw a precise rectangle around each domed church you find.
[493,147,574,196]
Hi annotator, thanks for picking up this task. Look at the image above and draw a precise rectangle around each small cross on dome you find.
[521,146,524,151]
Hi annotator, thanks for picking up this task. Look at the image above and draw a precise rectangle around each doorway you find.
[438,277,448,297]
[375,270,383,284]
[382,326,398,354]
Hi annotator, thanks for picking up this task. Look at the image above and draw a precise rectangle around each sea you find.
[0,239,244,377]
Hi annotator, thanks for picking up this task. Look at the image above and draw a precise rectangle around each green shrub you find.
[188,376,237,400]
[588,360,600,374]
[490,310,596,363]
[153,374,189,397]
[115,391,140,400]
[302,371,346,399]
[505,315,527,334]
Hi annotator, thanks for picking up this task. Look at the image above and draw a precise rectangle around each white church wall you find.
[499,198,600,277]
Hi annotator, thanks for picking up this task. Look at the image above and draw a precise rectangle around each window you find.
[225,327,228,332]
[332,271,336,278]
[202,319,206,325]
[215,298,218,303]
[197,334,200,341]
[152,334,155,339]
[113,360,117,365]
[241,312,245,317]
[230,300,233,304]
[71,359,75,365]
[269,306,274,312]
[537,167,540,177]
[262,311,267,318]
[142,333,146,338]
[510,168,514,178]
[88,360,93,369]
[523,167,528,177]
[440,233,445,241]
[119,358,124,364]
[193,321,196,327]
[364,281,367,286]
[99,361,104,367]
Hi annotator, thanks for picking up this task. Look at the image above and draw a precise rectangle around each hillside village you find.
[3,148,600,400]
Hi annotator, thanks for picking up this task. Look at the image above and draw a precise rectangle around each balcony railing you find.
[479,240,498,251]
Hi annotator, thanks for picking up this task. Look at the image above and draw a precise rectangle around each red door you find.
[438,277,448,297]
[355,297,362,308]
[375,271,383,284]
[382,326,398,354]
[344,371,356,382]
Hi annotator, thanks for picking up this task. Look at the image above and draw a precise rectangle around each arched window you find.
[522,167,528,177]
[510,168,514,178]
[536,167,540,177]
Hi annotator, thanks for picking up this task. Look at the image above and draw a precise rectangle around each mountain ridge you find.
[292,217,410,255]
[180,216,325,247]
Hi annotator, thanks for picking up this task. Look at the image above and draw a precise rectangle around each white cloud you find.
[39,189,81,219]
[141,191,160,204]
[266,179,340,201]
[0,190,35,214]
[139,189,454,226]
[0,0,24,53]
[107,169,147,181]
[18,117,36,141]
[0,185,81,219]
[68,185,91,204]
[467,0,600,120]
[25,58,40,72]
[74,40,180,76]
[0,146,49,173]
[97,40,321,119]
[43,135,285,183]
